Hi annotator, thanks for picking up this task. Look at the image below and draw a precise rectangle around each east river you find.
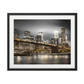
[14,53,71,64]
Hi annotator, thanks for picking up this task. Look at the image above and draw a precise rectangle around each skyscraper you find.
[24,31,30,39]
[54,31,58,38]
[61,28,65,44]
[65,35,67,43]
[38,32,43,42]
[58,38,61,44]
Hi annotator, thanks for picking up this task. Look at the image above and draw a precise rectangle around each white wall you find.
[0,0,83,84]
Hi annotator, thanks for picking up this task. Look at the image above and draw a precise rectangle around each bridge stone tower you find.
[51,46,59,53]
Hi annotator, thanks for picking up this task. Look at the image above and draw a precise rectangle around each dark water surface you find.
[14,54,71,64]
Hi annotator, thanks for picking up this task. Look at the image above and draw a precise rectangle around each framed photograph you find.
[7,13,77,71]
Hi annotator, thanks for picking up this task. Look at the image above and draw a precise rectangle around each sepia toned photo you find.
[7,13,77,70]
[14,20,71,64]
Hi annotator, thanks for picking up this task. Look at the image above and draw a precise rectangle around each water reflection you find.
[16,56,22,64]
[55,55,58,59]
[14,54,71,64]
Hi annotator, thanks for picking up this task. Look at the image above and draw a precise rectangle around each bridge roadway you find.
[14,39,57,47]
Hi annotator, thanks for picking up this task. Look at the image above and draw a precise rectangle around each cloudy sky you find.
[14,20,71,46]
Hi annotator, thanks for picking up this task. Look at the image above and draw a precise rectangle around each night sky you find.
[14,20,71,46]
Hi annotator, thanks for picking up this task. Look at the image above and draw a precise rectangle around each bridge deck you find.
[14,39,57,47]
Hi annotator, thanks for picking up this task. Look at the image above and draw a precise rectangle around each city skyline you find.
[14,20,71,46]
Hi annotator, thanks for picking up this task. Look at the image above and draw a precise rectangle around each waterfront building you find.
[49,38,58,45]
[21,36,30,40]
[30,35,34,40]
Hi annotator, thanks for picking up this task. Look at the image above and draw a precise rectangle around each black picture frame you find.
[7,13,77,71]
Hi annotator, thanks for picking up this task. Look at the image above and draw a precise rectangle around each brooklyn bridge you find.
[14,39,70,56]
